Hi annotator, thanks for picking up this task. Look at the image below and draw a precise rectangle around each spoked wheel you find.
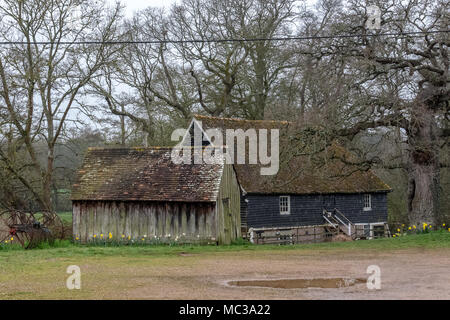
[0,210,56,248]
[0,210,31,247]
[0,223,11,244]
[39,211,64,240]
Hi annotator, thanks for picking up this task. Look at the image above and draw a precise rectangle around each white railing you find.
[322,208,354,237]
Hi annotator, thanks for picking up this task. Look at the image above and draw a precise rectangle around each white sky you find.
[111,0,316,18]
[111,0,177,17]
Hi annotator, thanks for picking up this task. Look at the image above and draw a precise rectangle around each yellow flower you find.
[443,223,446,227]
[397,228,400,232]
[413,225,416,229]
[429,225,432,228]
[10,237,13,241]
[127,235,131,240]
[448,228,450,232]
[408,227,411,230]
[393,234,396,238]
[109,232,112,239]
[93,234,97,238]
[100,234,104,238]
[402,224,405,227]
[75,237,79,240]
[5,240,9,243]
[141,238,145,241]
[121,234,125,238]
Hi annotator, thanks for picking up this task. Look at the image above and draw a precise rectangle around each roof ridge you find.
[193,114,292,124]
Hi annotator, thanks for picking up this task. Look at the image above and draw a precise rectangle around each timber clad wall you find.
[73,201,217,243]
[71,147,242,245]
[240,196,248,228]
[245,192,388,229]
[216,164,241,244]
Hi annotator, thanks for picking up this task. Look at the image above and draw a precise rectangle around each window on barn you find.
[279,196,290,215]
[363,194,372,211]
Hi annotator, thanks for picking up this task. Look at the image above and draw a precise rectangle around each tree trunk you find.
[407,103,440,226]
[42,147,55,213]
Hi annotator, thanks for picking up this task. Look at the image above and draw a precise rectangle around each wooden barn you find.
[184,115,392,241]
[71,147,241,244]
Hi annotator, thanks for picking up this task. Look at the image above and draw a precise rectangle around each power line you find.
[0,30,448,45]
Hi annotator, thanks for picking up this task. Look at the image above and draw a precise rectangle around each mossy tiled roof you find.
[71,147,224,202]
[193,114,391,195]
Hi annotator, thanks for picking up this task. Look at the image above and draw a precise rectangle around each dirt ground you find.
[1,247,449,299]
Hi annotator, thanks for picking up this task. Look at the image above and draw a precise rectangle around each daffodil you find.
[397,228,400,232]
[127,235,131,240]
[393,234,396,238]
[443,223,446,227]
[100,234,104,238]
[93,234,97,238]
[121,234,125,238]
[109,232,112,239]
[408,227,411,230]
[10,237,13,241]
[413,225,416,229]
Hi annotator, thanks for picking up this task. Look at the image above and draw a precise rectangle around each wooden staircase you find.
[323,208,355,239]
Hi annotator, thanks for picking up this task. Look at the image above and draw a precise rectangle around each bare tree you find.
[0,0,123,213]
[295,0,449,225]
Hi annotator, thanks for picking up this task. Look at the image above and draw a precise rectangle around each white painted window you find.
[363,194,372,211]
[279,196,290,215]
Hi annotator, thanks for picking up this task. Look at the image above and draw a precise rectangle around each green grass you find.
[32,211,72,224]
[1,231,449,299]
[57,212,72,224]
[1,230,450,259]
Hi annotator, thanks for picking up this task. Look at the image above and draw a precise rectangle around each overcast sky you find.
[110,0,176,17]
[111,0,316,18]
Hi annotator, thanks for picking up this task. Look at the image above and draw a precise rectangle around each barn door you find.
[222,197,231,244]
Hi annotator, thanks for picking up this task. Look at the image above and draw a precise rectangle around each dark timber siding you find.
[240,196,248,228]
[244,192,388,229]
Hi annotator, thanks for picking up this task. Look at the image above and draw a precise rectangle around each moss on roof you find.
[193,114,391,195]
[71,147,224,202]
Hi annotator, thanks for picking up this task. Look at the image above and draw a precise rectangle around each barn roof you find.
[71,147,224,202]
[192,114,391,195]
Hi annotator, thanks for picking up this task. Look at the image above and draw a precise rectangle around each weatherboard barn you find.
[71,147,241,244]
[183,115,392,241]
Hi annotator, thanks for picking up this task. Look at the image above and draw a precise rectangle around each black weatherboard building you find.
[184,115,392,242]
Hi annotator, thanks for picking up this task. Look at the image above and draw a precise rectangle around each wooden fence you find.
[248,223,390,245]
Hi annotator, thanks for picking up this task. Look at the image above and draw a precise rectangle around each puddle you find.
[227,278,366,289]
